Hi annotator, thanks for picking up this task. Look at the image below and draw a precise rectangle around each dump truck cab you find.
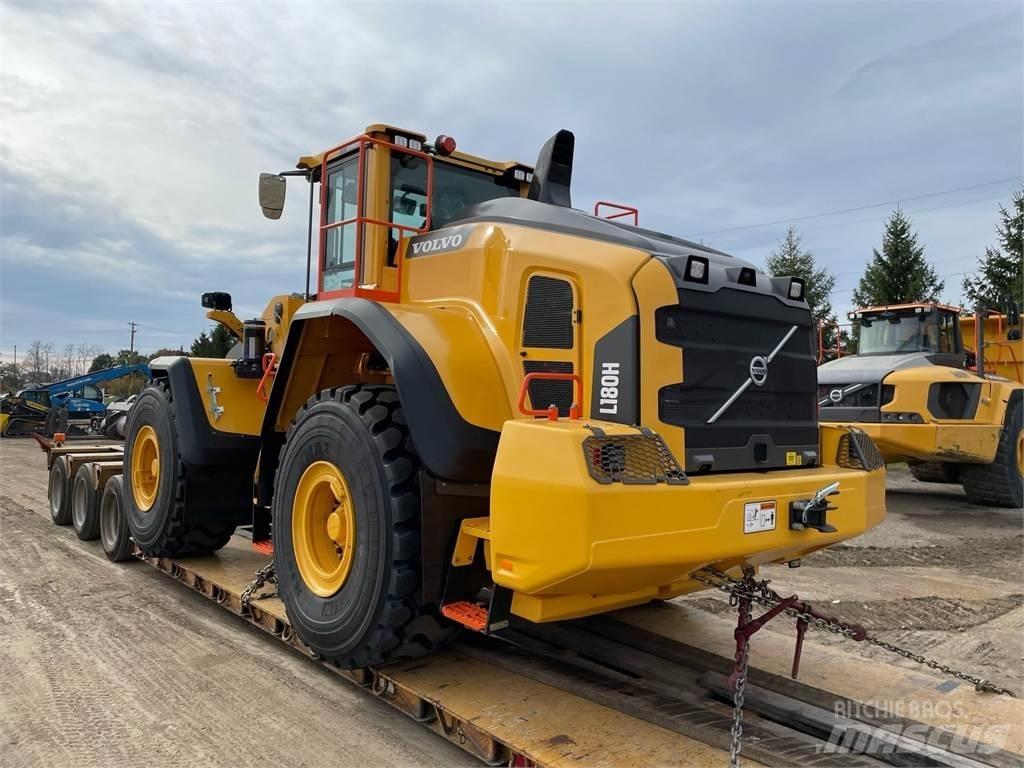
[819,301,1023,507]
[127,124,886,667]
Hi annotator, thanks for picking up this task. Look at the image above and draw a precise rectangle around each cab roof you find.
[296,123,531,176]
[853,302,963,316]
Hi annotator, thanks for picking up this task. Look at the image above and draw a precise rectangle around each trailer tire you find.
[49,456,72,525]
[123,381,236,556]
[909,462,960,484]
[100,475,134,562]
[273,385,457,669]
[961,392,1023,509]
[72,464,101,540]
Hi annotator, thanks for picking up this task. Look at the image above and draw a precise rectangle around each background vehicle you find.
[818,302,1022,507]
[1,364,151,437]
[122,123,886,669]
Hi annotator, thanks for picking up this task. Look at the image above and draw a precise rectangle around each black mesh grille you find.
[818,384,880,408]
[656,288,817,469]
[523,361,574,416]
[837,430,884,471]
[583,434,688,485]
[522,275,574,349]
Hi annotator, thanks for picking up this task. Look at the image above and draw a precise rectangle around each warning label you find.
[743,500,777,533]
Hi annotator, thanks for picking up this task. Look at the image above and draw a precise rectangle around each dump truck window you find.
[937,312,957,353]
[858,315,939,355]
[323,155,360,291]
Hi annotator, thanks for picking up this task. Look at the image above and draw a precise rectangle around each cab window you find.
[937,311,957,353]
[323,154,360,291]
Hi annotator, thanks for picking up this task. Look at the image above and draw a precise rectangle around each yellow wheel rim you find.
[131,425,160,512]
[292,460,356,598]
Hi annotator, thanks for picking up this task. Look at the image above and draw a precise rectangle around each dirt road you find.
[1,438,1021,766]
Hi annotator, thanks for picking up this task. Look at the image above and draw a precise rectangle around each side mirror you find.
[202,292,232,311]
[259,173,287,219]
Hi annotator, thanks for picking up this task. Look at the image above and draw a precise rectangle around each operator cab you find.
[850,303,965,366]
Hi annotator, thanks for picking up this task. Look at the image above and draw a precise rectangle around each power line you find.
[685,177,1021,238]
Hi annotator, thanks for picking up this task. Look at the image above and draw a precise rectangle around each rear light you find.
[684,255,709,284]
[788,278,805,301]
[881,411,924,423]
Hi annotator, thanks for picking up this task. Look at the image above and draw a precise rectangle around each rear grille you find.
[656,287,817,472]
[522,275,574,349]
[837,430,884,471]
[523,361,574,416]
[583,433,688,485]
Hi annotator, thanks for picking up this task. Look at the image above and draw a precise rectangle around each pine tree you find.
[766,226,840,352]
[852,209,944,308]
[190,325,236,358]
[962,187,1023,309]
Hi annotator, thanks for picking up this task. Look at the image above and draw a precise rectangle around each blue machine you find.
[1,364,151,436]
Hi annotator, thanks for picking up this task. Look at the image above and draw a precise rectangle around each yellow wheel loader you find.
[122,124,886,668]
[819,302,1023,507]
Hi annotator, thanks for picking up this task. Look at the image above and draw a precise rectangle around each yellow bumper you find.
[490,420,886,623]
[823,421,999,464]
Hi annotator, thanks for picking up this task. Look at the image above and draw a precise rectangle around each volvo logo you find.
[829,388,843,403]
[749,356,768,387]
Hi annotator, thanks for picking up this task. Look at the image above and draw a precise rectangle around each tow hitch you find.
[789,480,840,533]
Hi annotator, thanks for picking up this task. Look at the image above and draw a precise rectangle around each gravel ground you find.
[1,439,1021,766]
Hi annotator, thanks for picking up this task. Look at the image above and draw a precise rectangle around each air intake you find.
[522,275,574,349]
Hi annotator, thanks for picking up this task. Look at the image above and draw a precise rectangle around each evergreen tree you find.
[962,187,1023,309]
[88,353,115,372]
[766,226,840,353]
[190,325,236,358]
[852,209,943,308]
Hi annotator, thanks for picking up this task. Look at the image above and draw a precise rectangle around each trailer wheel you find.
[909,462,960,484]
[72,464,101,540]
[100,475,133,562]
[123,381,236,556]
[48,456,72,525]
[273,385,457,669]
[961,392,1023,508]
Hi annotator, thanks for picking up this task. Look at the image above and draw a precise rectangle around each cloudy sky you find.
[1,0,1021,364]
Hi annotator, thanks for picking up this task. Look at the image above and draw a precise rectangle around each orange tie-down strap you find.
[441,601,488,632]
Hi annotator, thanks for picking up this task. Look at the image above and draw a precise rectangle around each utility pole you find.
[129,321,138,355]
[128,321,139,395]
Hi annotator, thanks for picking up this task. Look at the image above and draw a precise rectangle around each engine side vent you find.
[523,361,574,416]
[522,275,574,349]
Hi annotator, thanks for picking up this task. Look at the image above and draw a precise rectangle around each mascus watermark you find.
[818,723,1009,756]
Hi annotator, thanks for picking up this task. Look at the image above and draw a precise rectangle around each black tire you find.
[45,407,68,436]
[104,413,126,439]
[100,475,134,562]
[123,381,239,556]
[909,462,960,484]
[72,464,101,540]
[961,392,1023,508]
[273,385,457,668]
[48,457,72,525]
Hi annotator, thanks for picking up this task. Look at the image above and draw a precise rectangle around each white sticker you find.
[743,500,777,533]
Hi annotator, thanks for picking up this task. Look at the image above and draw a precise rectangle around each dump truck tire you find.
[49,456,72,525]
[273,385,456,668]
[72,463,101,540]
[909,462,960,484]
[961,392,1023,509]
[100,475,133,562]
[123,381,236,556]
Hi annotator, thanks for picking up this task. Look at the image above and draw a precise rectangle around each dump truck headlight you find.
[881,411,924,423]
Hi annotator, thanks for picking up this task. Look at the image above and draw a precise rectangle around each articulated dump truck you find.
[124,124,886,668]
[819,302,1023,508]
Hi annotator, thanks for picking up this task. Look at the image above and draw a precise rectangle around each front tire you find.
[273,385,456,668]
[123,381,238,556]
[961,392,1023,509]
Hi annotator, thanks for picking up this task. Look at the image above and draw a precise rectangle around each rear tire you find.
[273,385,456,669]
[123,381,238,556]
[72,464,101,540]
[961,392,1023,509]
[48,457,72,525]
[100,475,134,562]
[909,462,960,484]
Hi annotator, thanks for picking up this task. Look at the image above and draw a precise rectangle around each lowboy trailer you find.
[35,436,1022,768]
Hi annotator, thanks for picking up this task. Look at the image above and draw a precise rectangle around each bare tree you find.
[24,341,53,384]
